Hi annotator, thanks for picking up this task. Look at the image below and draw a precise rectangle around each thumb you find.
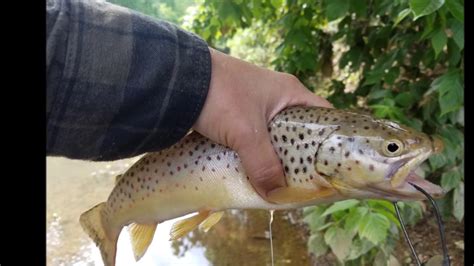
[235,128,286,199]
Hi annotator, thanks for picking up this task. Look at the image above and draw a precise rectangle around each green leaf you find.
[445,0,464,21]
[453,182,464,221]
[346,238,375,261]
[394,8,412,26]
[447,39,462,66]
[450,19,464,50]
[430,70,463,116]
[325,0,350,21]
[344,206,369,235]
[358,213,391,245]
[303,206,327,233]
[322,199,360,217]
[308,232,329,257]
[441,169,461,192]
[350,1,367,17]
[429,153,448,170]
[324,227,353,261]
[409,0,446,20]
[395,92,416,108]
[431,28,447,57]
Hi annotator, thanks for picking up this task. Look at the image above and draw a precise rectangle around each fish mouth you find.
[369,170,445,200]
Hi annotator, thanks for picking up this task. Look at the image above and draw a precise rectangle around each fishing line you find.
[269,210,275,266]
[394,202,422,266]
[409,182,451,266]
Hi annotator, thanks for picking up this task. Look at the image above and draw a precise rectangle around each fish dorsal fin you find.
[199,211,224,232]
[267,186,337,204]
[170,210,211,240]
[128,223,158,261]
[114,174,123,185]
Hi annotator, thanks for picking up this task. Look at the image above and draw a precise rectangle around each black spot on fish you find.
[290,139,295,145]
[189,151,193,156]
[290,157,295,163]
[207,156,211,161]
[345,152,350,157]
[273,135,278,142]
[324,160,328,165]
[302,167,307,173]
[294,168,299,174]
[312,141,316,146]
[358,149,364,155]
[369,165,375,171]
[304,143,309,149]
[307,129,312,134]
[319,129,325,136]
[282,135,288,142]
[338,143,342,147]
[329,147,335,153]
[296,144,300,150]
[348,137,355,142]
[284,166,289,173]
[299,134,304,140]
[300,157,304,164]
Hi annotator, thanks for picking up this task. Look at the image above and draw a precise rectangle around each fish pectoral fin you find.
[128,222,158,261]
[199,211,224,233]
[313,174,333,188]
[114,174,123,185]
[170,210,211,240]
[267,186,336,204]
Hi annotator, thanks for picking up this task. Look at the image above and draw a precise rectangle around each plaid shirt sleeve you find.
[46,0,211,161]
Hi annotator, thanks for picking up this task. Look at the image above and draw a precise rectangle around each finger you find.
[235,130,286,199]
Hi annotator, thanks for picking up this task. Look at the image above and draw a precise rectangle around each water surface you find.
[46,157,311,266]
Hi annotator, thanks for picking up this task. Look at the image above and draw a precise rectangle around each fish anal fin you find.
[267,186,336,204]
[128,223,158,261]
[170,210,210,240]
[199,211,224,233]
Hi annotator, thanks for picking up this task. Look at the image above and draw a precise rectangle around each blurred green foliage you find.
[110,0,464,264]
[107,0,196,24]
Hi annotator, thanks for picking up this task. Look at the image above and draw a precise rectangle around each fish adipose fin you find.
[170,210,216,240]
[266,186,336,204]
[199,211,224,232]
[128,223,158,261]
[79,203,119,266]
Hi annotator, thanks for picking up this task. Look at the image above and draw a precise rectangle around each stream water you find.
[47,157,311,266]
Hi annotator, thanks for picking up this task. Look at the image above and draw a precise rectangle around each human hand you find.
[193,48,333,199]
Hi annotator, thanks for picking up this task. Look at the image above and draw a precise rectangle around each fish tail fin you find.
[80,203,119,266]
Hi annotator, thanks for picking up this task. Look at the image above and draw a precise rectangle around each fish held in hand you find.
[79,106,444,266]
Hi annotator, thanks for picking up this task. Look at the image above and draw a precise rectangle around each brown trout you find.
[80,106,445,266]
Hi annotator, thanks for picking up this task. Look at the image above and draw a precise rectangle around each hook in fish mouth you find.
[393,182,451,266]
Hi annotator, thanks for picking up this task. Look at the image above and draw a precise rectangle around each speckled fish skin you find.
[80,106,444,266]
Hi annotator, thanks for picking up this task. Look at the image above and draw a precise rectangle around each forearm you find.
[46,0,211,161]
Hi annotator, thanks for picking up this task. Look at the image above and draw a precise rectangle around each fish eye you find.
[383,139,403,156]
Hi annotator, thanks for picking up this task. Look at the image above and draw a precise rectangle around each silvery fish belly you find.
[79,106,445,266]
